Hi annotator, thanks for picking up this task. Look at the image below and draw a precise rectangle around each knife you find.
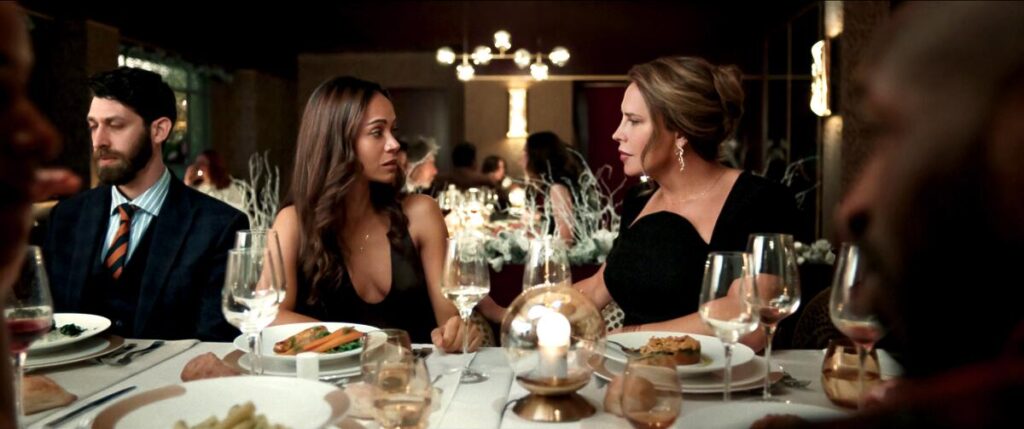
[44,385,137,428]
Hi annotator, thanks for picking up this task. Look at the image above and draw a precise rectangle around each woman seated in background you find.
[271,76,478,352]
[574,57,798,351]
[184,149,246,210]
[521,131,582,244]
[402,136,439,195]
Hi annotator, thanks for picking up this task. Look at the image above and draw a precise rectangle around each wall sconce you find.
[810,39,831,117]
[825,1,844,38]
[507,88,528,139]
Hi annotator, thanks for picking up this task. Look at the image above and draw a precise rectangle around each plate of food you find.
[591,354,783,394]
[234,322,377,364]
[605,331,755,375]
[91,376,349,429]
[679,402,845,428]
[29,313,111,353]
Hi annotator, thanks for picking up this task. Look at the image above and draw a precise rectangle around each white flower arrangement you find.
[794,239,836,265]
[236,151,280,229]
[452,150,624,271]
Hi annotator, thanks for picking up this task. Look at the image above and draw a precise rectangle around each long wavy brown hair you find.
[289,76,408,304]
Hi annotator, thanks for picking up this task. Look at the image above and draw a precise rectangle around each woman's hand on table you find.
[431,315,483,353]
[180,352,242,382]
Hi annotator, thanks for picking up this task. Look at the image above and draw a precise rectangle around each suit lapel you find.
[134,179,196,335]
[66,188,110,306]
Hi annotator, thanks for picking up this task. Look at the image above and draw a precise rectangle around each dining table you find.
[25,339,902,429]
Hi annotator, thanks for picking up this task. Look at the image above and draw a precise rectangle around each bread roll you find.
[23,375,76,415]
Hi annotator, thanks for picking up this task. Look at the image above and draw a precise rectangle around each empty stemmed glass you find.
[441,232,490,384]
[4,246,54,427]
[698,251,759,402]
[522,235,571,290]
[222,246,283,375]
[829,243,885,409]
[747,233,801,400]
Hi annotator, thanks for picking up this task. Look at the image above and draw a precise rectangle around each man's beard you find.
[94,131,154,185]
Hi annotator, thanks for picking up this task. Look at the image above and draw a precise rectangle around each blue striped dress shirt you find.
[102,168,171,262]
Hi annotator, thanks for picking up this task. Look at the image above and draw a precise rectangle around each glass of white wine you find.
[747,233,801,400]
[222,248,282,375]
[441,232,490,384]
[829,243,885,409]
[372,357,432,429]
[360,329,413,381]
[522,235,571,290]
[698,251,759,401]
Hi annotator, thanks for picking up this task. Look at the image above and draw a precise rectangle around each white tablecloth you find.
[29,344,901,429]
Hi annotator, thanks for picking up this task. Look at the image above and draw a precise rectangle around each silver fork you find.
[95,343,137,364]
[110,340,165,366]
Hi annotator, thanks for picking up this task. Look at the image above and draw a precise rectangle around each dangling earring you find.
[675,144,686,172]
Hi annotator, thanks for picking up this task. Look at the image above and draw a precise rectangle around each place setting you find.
[25,313,126,371]
[592,331,780,394]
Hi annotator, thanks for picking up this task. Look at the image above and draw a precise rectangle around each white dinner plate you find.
[29,313,111,352]
[591,355,779,394]
[605,331,755,375]
[233,322,377,364]
[92,376,349,429]
[25,335,125,370]
[237,353,363,378]
[679,402,846,428]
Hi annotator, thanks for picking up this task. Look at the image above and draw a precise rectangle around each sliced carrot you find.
[312,330,362,353]
[301,327,353,352]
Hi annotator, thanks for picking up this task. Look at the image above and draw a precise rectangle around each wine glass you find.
[621,354,682,429]
[360,329,413,381]
[522,235,571,290]
[234,229,286,302]
[4,246,54,426]
[698,251,759,401]
[441,232,490,384]
[371,357,433,429]
[222,247,282,375]
[829,243,885,409]
[747,233,801,400]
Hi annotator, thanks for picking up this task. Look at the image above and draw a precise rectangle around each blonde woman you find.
[574,57,798,351]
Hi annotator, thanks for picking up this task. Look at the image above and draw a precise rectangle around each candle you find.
[536,311,570,379]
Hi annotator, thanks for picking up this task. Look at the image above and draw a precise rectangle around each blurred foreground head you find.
[850,2,1024,377]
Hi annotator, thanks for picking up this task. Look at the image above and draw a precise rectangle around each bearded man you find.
[44,67,247,341]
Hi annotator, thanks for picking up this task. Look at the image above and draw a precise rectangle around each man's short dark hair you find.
[451,142,477,168]
[89,67,177,132]
[481,155,504,174]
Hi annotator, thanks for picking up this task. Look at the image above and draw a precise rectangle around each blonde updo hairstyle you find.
[628,56,745,170]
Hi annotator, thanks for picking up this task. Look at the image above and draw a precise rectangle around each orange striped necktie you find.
[105,204,138,280]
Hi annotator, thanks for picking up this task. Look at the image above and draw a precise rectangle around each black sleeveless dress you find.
[603,172,798,326]
[294,233,437,343]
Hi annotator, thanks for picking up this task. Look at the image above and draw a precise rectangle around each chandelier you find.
[436,30,570,82]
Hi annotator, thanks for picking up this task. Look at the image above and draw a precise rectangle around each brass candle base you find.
[513,373,595,422]
[513,392,596,422]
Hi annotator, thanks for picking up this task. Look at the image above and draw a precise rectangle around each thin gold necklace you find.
[671,170,727,205]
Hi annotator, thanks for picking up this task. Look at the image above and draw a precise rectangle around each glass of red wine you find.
[4,246,54,426]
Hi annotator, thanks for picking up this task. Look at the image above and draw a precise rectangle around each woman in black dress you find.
[575,57,797,350]
[271,76,479,351]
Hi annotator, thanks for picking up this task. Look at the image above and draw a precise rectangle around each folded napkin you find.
[23,375,77,415]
